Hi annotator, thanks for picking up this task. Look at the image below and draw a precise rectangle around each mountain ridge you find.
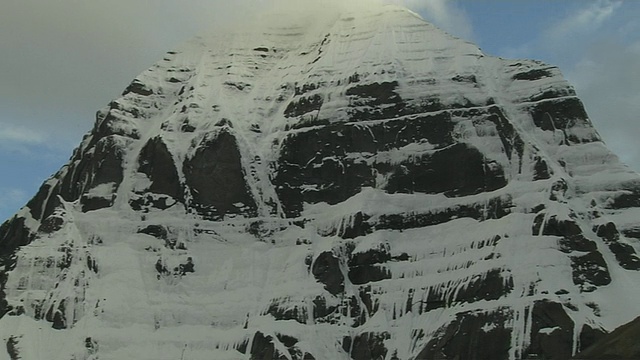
[2,2,640,359]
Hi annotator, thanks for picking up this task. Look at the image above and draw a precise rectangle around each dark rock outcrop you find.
[137,136,183,201]
[345,332,390,360]
[526,301,575,360]
[183,129,257,219]
[417,309,512,360]
[574,316,640,359]
[312,251,344,296]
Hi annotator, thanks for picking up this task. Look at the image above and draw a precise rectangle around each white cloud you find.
[545,0,622,42]
[541,1,640,171]
[567,40,640,172]
[0,0,262,149]
[0,189,27,204]
[0,123,46,144]
[1,0,637,174]
[401,0,474,39]
[0,0,473,149]
[492,1,638,171]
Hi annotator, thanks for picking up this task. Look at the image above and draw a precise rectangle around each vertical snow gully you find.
[509,303,532,360]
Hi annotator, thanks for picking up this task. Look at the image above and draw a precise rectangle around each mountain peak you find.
[2,4,640,359]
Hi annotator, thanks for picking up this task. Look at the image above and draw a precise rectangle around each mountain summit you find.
[2,2,640,359]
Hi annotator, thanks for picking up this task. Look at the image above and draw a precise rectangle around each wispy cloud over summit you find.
[545,0,622,43]
[0,123,45,145]
[399,0,474,39]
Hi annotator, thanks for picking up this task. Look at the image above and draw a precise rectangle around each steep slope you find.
[2,2,640,359]
[573,316,640,359]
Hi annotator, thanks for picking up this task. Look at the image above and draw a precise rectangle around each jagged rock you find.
[249,332,278,360]
[137,225,169,240]
[312,251,344,296]
[609,190,640,209]
[594,222,619,242]
[622,227,640,239]
[375,195,512,232]
[26,183,54,221]
[339,211,371,239]
[608,242,640,270]
[512,68,553,81]
[122,79,153,96]
[265,300,307,324]
[578,325,607,354]
[526,300,575,360]
[574,316,640,359]
[348,263,391,285]
[6,336,20,360]
[38,211,66,234]
[347,332,390,360]
[183,129,257,219]
[81,192,116,212]
[571,251,611,291]
[56,135,129,211]
[312,295,338,322]
[417,309,512,360]
[137,136,183,201]
[0,270,9,318]
[529,98,599,143]
[454,268,514,304]
[593,222,640,270]
[533,156,551,180]
[385,142,507,196]
[0,217,33,253]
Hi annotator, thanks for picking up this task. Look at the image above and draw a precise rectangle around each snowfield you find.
[1,1,640,359]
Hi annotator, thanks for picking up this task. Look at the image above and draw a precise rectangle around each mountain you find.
[2,2,640,359]
[572,316,640,359]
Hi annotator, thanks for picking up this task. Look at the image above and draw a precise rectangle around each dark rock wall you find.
[183,129,257,219]
[417,310,512,360]
[137,136,183,201]
[274,106,509,218]
[574,316,640,359]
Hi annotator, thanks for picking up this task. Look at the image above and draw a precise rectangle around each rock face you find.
[1,2,640,359]
[573,316,640,359]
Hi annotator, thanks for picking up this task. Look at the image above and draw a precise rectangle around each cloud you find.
[492,1,638,171]
[543,1,639,171]
[401,0,474,39]
[0,122,55,158]
[502,1,623,61]
[567,40,640,171]
[544,0,622,43]
[0,0,471,145]
[0,123,46,144]
[0,0,262,149]
[1,0,636,173]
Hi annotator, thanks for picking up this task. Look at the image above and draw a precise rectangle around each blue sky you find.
[1,0,639,222]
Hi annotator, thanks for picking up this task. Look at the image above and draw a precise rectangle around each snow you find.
[2,1,640,359]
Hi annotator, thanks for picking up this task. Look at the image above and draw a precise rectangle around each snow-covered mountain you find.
[2,2,640,359]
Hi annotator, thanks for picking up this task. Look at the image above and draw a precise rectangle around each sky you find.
[1,0,639,222]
